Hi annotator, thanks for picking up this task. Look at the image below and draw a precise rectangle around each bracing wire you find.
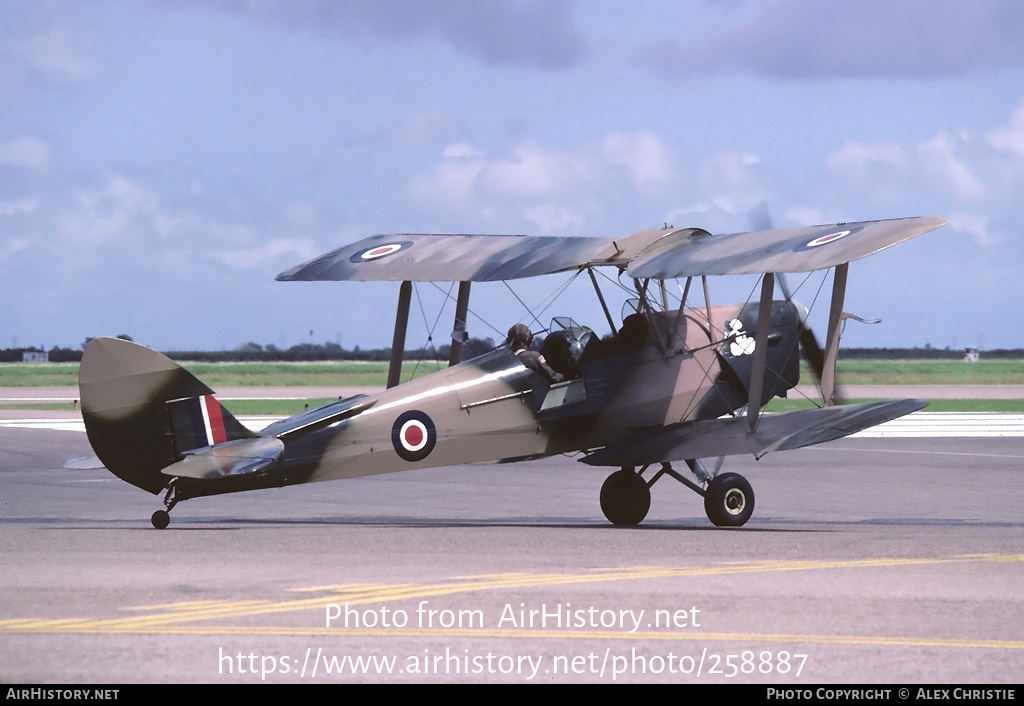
[427,281,506,340]
[408,282,452,379]
[502,269,584,333]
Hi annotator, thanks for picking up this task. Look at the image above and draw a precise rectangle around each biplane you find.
[78,216,945,529]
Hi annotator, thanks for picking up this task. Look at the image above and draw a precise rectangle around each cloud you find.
[917,133,986,201]
[524,203,585,233]
[824,100,1024,210]
[639,0,1024,79]
[825,142,905,179]
[987,99,1024,158]
[407,133,678,232]
[388,109,461,145]
[601,132,675,195]
[174,0,587,69]
[659,150,774,232]
[52,176,324,276]
[0,5,99,85]
[60,177,164,248]
[209,237,319,270]
[0,199,37,216]
[0,236,29,263]
[948,212,999,248]
[0,137,54,171]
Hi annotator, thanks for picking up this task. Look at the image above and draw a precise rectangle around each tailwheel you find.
[151,478,179,529]
[704,472,754,527]
[600,467,651,526]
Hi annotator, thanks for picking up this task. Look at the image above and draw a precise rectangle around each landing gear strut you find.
[598,461,755,527]
[151,479,180,529]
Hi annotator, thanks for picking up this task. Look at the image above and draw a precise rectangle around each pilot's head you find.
[506,323,533,350]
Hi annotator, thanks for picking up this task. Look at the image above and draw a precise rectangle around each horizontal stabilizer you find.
[260,394,375,438]
[582,399,927,467]
[160,437,284,480]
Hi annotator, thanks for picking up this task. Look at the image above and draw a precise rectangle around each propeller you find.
[746,202,835,402]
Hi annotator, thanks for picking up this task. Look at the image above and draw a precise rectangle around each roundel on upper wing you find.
[348,241,413,264]
[795,226,863,251]
[391,410,437,462]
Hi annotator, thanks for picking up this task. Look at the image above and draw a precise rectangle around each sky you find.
[2,0,1024,353]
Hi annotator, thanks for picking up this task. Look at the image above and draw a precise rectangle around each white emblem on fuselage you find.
[726,319,755,356]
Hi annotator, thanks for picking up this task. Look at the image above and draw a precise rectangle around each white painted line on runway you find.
[851,412,1024,437]
[0,416,282,434]
[4,413,1024,437]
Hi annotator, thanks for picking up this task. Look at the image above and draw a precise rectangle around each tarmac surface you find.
[1,401,1023,685]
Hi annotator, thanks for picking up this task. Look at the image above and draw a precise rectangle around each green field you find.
[2,358,1024,387]
[762,398,1024,413]
[0,360,445,388]
[3,358,1024,387]
[817,359,1024,385]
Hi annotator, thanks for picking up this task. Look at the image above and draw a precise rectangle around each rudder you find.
[79,337,254,494]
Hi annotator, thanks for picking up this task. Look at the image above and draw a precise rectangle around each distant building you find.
[22,350,49,363]
[964,347,979,362]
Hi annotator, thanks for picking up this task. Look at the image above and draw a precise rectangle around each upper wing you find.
[276,217,945,282]
[626,216,946,278]
[580,399,927,467]
[276,233,616,282]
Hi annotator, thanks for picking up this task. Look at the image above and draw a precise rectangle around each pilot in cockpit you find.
[506,324,561,384]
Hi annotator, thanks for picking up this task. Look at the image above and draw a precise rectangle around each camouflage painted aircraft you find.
[78,216,945,529]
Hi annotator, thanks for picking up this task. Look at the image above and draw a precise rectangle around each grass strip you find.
[5,398,1024,414]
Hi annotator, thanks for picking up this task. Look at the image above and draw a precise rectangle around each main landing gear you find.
[150,479,180,529]
[599,461,754,527]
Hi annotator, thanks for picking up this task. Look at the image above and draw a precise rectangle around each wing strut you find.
[588,268,617,335]
[448,281,471,366]
[669,276,692,346]
[746,273,775,433]
[702,276,714,344]
[820,263,848,406]
[387,281,412,389]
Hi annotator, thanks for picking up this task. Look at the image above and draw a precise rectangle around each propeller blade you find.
[748,201,843,404]
[799,326,825,384]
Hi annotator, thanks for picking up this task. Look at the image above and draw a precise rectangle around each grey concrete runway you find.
[1,423,1023,684]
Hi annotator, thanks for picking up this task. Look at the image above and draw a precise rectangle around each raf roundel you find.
[795,225,863,251]
[391,410,437,462]
[348,241,412,264]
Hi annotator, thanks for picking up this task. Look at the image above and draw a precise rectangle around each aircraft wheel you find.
[704,473,754,527]
[600,468,650,526]
[151,510,170,529]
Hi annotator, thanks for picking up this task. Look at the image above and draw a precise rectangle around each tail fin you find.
[79,337,254,494]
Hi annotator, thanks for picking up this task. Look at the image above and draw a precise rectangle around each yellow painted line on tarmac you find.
[3,554,1023,638]
[5,622,1022,652]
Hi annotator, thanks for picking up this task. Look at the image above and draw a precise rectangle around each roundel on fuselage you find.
[391,410,437,462]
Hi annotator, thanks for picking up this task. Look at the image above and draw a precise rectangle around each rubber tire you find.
[600,468,651,526]
[704,473,754,527]
[151,510,170,529]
